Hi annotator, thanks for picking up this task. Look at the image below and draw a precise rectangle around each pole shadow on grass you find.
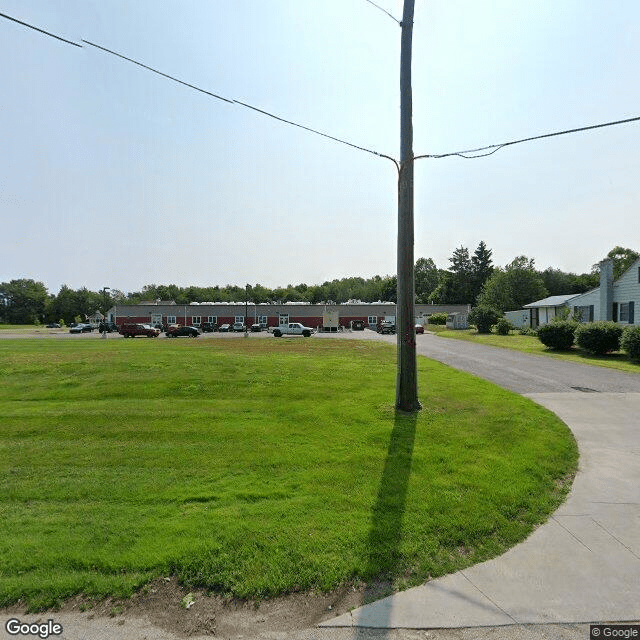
[362,411,417,621]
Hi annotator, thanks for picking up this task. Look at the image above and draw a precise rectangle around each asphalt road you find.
[312,328,640,393]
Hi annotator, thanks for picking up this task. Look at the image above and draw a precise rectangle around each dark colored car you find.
[46,323,61,328]
[166,325,199,338]
[377,321,395,335]
[99,322,119,333]
[415,324,425,334]
[69,323,93,334]
[201,322,218,332]
[232,322,246,332]
[250,324,262,332]
[218,324,231,332]
[120,323,160,338]
[351,320,365,331]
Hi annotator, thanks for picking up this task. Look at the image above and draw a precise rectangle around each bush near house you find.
[494,318,513,336]
[574,322,623,355]
[537,321,577,350]
[468,306,501,334]
[620,325,640,360]
[427,312,448,325]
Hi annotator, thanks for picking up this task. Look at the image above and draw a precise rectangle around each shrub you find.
[620,325,640,360]
[468,306,501,334]
[494,317,513,335]
[537,321,576,350]
[574,322,623,355]
[427,312,448,325]
[519,326,537,336]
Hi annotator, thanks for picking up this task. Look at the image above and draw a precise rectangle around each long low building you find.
[106,301,470,331]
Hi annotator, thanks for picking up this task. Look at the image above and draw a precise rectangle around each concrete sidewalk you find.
[322,392,640,629]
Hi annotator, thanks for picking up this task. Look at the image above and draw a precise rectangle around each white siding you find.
[613,258,640,325]
[568,290,600,321]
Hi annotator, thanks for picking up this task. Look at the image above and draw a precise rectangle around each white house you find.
[523,257,639,328]
[523,294,581,328]
[569,257,638,325]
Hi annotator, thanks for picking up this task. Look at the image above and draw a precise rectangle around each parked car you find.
[250,324,262,332]
[351,320,365,331]
[219,324,231,332]
[46,323,61,328]
[99,321,118,333]
[69,323,93,333]
[166,325,199,338]
[232,322,246,332]
[415,324,425,334]
[272,322,315,338]
[201,322,218,332]
[119,323,160,338]
[377,321,395,335]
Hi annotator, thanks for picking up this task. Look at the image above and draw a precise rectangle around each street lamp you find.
[244,284,249,337]
[101,287,110,338]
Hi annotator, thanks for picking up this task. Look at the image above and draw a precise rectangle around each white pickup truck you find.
[272,322,315,338]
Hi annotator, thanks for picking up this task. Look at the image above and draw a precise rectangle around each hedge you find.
[574,322,623,355]
[536,321,577,350]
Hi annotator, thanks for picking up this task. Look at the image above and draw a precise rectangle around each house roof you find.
[523,294,580,308]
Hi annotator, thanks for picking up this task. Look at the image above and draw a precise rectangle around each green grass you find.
[428,325,640,374]
[0,338,578,610]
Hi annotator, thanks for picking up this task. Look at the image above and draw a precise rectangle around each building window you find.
[575,306,593,323]
[258,315,268,325]
[192,316,202,326]
[235,316,244,323]
[619,303,629,323]
[208,316,216,324]
[167,316,176,324]
[368,316,377,325]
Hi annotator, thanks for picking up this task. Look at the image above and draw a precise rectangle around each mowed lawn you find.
[0,338,577,610]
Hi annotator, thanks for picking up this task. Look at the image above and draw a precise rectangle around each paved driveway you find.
[321,331,640,631]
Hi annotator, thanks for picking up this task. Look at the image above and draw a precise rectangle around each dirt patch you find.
[2,577,393,638]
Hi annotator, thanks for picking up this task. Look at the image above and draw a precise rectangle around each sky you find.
[1,1,639,295]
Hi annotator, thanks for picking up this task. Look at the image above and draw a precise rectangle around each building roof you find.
[523,294,580,308]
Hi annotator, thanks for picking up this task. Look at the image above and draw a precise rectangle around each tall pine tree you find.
[470,241,493,304]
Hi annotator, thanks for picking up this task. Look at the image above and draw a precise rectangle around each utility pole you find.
[396,0,420,412]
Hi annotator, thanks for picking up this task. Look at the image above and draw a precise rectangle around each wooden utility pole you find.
[396,0,420,412]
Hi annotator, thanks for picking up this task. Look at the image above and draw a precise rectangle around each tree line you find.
[1,245,637,325]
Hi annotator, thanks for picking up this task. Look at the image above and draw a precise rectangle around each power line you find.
[0,11,81,47]
[3,10,640,167]
[82,40,233,104]
[1,10,395,162]
[414,116,640,161]
[82,39,396,165]
[361,0,401,26]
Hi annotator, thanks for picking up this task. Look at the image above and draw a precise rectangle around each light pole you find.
[101,287,110,339]
[244,284,249,337]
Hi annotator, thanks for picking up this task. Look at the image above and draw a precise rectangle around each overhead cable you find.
[83,39,397,165]
[362,0,401,25]
[82,40,234,104]
[3,10,640,167]
[414,116,640,160]
[0,11,81,47]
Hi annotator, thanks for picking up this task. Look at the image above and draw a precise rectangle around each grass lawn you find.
[0,338,577,610]
[428,325,640,374]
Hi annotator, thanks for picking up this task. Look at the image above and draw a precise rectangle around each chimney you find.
[599,258,614,321]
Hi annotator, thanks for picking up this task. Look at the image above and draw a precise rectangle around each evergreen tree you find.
[470,241,493,304]
[447,246,472,304]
